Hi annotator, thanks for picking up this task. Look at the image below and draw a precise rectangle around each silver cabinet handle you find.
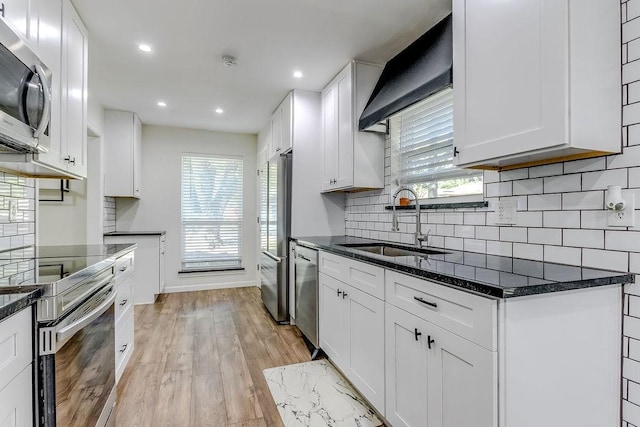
[119,266,127,272]
[57,287,116,342]
[120,344,128,353]
[119,299,128,306]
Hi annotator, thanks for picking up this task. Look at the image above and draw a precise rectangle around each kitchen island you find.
[292,236,633,427]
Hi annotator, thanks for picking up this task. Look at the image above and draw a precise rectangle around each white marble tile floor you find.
[263,359,383,427]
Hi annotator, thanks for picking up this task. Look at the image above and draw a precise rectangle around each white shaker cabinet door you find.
[453,0,568,166]
[385,304,432,427]
[344,284,385,415]
[0,366,33,427]
[429,323,497,427]
[318,272,348,371]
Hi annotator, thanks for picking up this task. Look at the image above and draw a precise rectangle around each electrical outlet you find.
[607,191,635,227]
[8,200,17,222]
[494,199,517,225]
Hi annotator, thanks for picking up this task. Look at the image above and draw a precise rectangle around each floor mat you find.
[263,359,383,427]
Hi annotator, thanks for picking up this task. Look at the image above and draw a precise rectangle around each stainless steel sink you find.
[338,243,449,257]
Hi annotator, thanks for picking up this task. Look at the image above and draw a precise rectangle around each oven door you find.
[38,284,116,427]
[0,19,51,153]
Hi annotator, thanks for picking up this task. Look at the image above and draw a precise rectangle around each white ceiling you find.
[71,0,451,134]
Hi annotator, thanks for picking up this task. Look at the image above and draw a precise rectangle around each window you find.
[391,88,482,200]
[181,153,243,271]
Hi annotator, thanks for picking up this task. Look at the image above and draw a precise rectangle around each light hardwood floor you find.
[115,287,310,426]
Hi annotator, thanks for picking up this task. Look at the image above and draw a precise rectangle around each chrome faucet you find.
[391,188,428,248]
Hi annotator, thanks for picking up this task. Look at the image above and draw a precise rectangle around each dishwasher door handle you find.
[297,254,311,262]
[262,251,282,263]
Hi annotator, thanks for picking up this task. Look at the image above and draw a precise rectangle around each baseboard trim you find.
[163,281,258,293]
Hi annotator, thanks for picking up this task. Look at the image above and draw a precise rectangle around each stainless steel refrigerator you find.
[260,152,291,323]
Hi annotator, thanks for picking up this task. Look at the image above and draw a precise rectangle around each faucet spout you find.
[391,188,427,248]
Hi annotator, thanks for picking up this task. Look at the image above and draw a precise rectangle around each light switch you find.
[495,199,517,225]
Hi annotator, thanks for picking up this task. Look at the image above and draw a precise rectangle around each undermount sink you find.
[338,243,450,257]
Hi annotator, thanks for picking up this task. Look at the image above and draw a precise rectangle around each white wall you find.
[115,124,258,291]
[38,178,88,245]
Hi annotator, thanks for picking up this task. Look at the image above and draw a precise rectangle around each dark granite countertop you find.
[0,287,42,321]
[104,231,166,236]
[292,236,635,299]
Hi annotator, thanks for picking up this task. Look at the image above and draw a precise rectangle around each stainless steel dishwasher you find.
[293,244,320,359]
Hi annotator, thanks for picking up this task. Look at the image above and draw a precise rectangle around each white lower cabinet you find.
[0,307,33,427]
[114,250,135,383]
[385,304,495,427]
[318,249,622,427]
[319,272,385,414]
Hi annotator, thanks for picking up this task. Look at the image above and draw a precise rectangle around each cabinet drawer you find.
[115,251,135,281]
[115,307,134,383]
[385,271,497,350]
[115,275,134,323]
[0,307,32,392]
[319,251,385,299]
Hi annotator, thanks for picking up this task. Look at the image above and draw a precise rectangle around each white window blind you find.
[391,88,482,199]
[181,153,243,271]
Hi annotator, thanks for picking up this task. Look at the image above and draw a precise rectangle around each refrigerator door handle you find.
[262,251,282,263]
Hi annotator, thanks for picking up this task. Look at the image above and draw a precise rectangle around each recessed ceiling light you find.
[138,43,152,52]
[157,101,167,107]
[293,70,303,78]
[215,108,224,114]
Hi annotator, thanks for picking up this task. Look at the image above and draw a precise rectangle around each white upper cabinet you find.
[60,0,87,177]
[104,110,142,198]
[321,61,385,192]
[452,0,621,169]
[269,92,293,159]
[0,0,29,40]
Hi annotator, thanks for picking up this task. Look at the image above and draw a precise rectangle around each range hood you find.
[359,14,452,131]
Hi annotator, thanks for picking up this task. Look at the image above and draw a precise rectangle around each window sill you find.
[179,267,245,274]
[384,200,488,211]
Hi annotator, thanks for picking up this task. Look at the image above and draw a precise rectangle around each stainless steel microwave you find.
[0,18,51,153]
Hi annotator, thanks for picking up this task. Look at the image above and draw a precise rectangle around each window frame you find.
[180,152,244,273]
[389,88,483,204]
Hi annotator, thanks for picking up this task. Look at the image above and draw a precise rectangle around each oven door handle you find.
[56,286,116,342]
[33,63,51,140]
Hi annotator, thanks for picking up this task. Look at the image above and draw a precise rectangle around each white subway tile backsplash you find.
[500,168,528,181]
[543,245,581,266]
[486,181,512,197]
[583,248,629,271]
[454,225,475,238]
[476,226,499,241]
[512,178,543,195]
[528,194,562,211]
[543,174,581,193]
[563,229,604,248]
[543,211,581,228]
[464,239,486,253]
[630,38,640,63]
[607,231,640,252]
[626,103,640,126]
[444,212,464,224]
[609,146,640,169]
[515,211,543,227]
[436,224,454,237]
[486,240,512,257]
[528,228,562,245]
[529,163,563,178]
[563,157,607,174]
[463,212,486,226]
[513,243,544,261]
[581,210,609,229]
[444,237,464,250]
[582,168,628,191]
[499,227,528,242]
[562,191,604,210]
[483,170,500,183]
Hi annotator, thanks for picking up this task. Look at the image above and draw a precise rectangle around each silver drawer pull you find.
[119,299,128,306]
[414,296,437,308]
[119,266,127,272]
[120,344,128,353]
